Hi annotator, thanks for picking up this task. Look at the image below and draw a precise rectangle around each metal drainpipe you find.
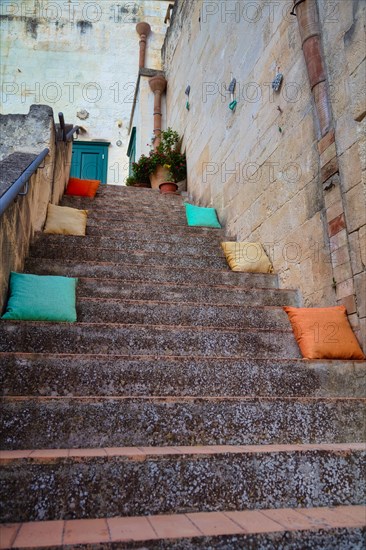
[292,0,359,325]
[149,75,167,150]
[292,0,332,137]
[136,22,151,69]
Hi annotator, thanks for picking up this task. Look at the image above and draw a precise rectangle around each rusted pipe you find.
[136,22,151,69]
[293,0,332,136]
[149,75,167,149]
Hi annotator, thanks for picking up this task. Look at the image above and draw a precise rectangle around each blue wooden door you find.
[71,141,110,183]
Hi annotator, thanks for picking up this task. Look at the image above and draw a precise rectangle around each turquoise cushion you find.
[2,272,78,322]
[185,203,222,228]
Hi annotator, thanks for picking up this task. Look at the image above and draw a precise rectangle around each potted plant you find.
[148,128,186,191]
[158,164,178,194]
[125,154,151,188]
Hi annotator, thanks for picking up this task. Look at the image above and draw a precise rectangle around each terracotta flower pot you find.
[159,182,178,194]
[149,165,171,190]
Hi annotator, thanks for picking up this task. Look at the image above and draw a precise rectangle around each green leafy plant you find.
[149,128,187,183]
[131,154,151,184]
[125,175,137,186]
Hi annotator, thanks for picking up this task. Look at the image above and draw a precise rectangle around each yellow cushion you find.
[44,203,88,236]
[221,242,273,273]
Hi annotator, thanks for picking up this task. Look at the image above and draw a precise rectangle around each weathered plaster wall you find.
[0,0,170,184]
[163,0,365,346]
[0,105,72,310]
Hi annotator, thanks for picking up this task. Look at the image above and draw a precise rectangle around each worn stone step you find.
[1,505,365,549]
[0,444,364,522]
[1,354,365,398]
[76,279,297,305]
[86,220,229,237]
[85,212,219,229]
[24,259,285,290]
[61,195,185,211]
[85,226,234,244]
[1,396,364,449]
[94,189,183,200]
[75,299,290,329]
[88,207,187,223]
[32,233,228,258]
[86,208,188,222]
[0,396,365,450]
[0,322,300,357]
[28,244,229,269]
[99,185,184,198]
[95,189,182,197]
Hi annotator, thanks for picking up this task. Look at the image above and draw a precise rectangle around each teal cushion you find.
[2,272,78,322]
[185,203,222,228]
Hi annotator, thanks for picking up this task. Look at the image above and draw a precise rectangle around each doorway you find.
[70,141,110,183]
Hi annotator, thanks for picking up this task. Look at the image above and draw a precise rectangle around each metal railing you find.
[0,148,49,217]
[0,113,79,217]
[66,125,80,140]
[58,112,79,142]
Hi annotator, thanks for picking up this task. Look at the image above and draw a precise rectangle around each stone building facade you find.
[0,0,170,183]
[161,0,366,347]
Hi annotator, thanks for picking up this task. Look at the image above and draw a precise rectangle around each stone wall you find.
[319,0,366,346]
[0,0,170,184]
[0,105,73,310]
[162,0,365,347]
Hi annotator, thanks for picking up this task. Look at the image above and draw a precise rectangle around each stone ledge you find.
[0,152,38,198]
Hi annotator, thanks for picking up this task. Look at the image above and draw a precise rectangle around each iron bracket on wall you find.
[291,0,306,16]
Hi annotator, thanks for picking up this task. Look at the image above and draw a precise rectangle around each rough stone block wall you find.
[0,105,73,310]
[319,0,366,348]
[162,0,365,347]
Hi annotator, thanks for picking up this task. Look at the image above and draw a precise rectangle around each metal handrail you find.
[58,112,67,141]
[66,125,80,140]
[0,148,49,217]
[58,112,79,142]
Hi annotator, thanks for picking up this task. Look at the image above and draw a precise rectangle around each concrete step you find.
[1,354,365,398]
[1,505,365,549]
[78,278,297,306]
[86,208,188,222]
[24,259,285,290]
[1,396,364,449]
[99,185,184,198]
[28,244,229,269]
[85,226,234,244]
[61,195,185,211]
[85,220,229,238]
[76,278,292,303]
[86,212,189,226]
[0,444,364,522]
[0,322,300,357]
[32,233,229,258]
[75,299,290,329]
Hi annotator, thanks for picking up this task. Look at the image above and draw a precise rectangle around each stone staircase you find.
[0,184,365,549]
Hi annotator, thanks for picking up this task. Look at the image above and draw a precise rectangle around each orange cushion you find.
[66,177,100,198]
[283,306,365,360]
